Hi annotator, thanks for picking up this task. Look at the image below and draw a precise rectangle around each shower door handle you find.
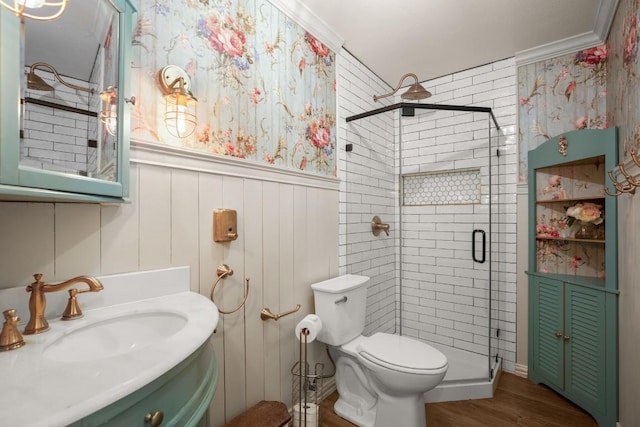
[472,229,486,264]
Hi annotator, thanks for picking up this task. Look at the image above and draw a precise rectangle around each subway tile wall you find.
[336,52,398,335]
[22,68,98,176]
[337,51,518,372]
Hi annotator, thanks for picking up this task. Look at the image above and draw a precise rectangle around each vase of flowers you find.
[564,202,604,239]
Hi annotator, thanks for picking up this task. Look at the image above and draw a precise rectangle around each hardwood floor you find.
[318,372,598,427]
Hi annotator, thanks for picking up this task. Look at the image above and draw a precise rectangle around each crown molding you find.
[515,0,619,66]
[266,0,344,53]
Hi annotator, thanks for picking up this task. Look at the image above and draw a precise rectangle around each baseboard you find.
[320,377,336,401]
[513,363,528,378]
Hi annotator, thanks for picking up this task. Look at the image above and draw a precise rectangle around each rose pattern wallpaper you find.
[518,46,608,183]
[130,0,337,177]
[608,0,640,161]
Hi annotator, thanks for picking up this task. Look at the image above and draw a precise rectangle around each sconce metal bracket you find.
[158,65,192,95]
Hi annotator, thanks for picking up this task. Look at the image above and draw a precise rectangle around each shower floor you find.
[423,342,501,403]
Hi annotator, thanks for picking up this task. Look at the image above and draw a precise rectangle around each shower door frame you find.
[346,102,501,380]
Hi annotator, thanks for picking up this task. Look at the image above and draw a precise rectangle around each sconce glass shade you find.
[373,72,432,102]
[164,85,197,138]
[0,0,67,21]
[100,87,118,136]
[157,65,197,138]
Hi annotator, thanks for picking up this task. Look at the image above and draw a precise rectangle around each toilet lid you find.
[358,333,447,372]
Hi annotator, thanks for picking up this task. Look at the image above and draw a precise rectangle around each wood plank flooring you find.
[318,372,598,427]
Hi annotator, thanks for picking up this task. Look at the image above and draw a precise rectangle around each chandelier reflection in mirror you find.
[0,0,67,21]
[157,65,198,139]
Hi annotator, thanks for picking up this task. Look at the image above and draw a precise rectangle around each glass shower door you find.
[398,109,498,383]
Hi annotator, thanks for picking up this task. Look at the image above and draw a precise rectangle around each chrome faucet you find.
[24,273,104,335]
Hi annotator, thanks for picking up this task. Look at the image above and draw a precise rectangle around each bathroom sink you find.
[44,311,188,362]
[0,266,219,427]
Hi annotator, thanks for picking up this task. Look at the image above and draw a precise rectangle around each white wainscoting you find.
[0,145,339,426]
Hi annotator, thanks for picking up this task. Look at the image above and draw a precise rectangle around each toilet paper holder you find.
[260,304,301,321]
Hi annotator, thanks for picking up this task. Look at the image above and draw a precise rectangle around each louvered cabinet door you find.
[531,276,564,389]
[564,283,607,415]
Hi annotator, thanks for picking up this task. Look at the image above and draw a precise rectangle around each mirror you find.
[20,0,120,181]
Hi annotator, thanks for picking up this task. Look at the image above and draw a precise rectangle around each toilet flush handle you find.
[335,296,347,304]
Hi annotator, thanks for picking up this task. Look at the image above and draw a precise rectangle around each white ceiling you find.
[23,0,617,89]
[299,0,616,87]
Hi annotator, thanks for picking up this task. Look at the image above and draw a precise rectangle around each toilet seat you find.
[357,333,448,374]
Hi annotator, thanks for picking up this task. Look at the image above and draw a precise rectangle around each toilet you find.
[311,274,448,427]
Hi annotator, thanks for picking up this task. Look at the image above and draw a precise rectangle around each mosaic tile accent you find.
[402,169,481,205]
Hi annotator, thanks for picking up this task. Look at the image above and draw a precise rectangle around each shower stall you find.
[343,101,504,402]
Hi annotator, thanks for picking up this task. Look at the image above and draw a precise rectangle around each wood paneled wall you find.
[0,152,339,426]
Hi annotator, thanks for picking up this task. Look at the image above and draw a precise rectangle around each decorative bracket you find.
[558,135,568,156]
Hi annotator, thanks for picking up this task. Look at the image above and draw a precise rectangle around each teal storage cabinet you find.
[527,129,618,427]
[530,275,563,389]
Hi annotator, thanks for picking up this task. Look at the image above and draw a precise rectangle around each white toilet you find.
[311,274,448,427]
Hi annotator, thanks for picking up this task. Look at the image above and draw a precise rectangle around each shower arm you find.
[373,73,419,102]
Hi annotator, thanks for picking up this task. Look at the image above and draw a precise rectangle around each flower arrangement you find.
[563,202,604,239]
[564,202,603,225]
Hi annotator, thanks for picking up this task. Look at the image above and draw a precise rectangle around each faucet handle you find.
[0,309,26,351]
[371,216,391,237]
[62,289,84,320]
[26,273,44,292]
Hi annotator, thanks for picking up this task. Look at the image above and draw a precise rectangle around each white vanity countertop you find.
[0,267,219,427]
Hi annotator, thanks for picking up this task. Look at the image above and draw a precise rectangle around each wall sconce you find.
[27,62,94,94]
[0,0,67,21]
[157,65,197,138]
[373,72,432,102]
[100,86,118,136]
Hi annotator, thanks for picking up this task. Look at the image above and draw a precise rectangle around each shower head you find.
[373,73,432,102]
[27,69,55,92]
[400,82,431,100]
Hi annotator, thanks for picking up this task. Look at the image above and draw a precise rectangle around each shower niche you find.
[526,128,618,427]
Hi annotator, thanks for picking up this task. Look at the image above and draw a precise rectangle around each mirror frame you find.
[0,0,135,202]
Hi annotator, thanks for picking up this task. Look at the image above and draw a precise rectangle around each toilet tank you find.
[311,274,370,346]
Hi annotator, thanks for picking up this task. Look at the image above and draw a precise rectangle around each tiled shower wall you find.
[337,51,518,372]
[336,52,398,335]
[21,68,98,176]
[397,58,518,371]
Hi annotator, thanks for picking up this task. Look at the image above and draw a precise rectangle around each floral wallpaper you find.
[518,46,608,182]
[130,0,337,177]
[608,0,640,160]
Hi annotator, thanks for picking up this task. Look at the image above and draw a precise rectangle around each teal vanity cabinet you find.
[527,128,618,427]
[0,0,135,203]
[71,342,218,427]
